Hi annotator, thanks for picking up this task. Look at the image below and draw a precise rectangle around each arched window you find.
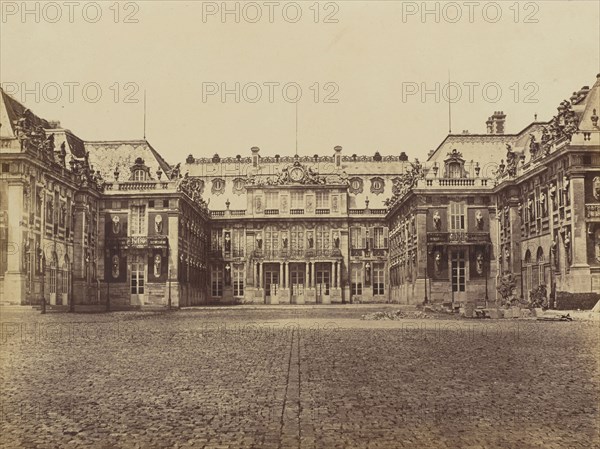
[133,169,146,181]
[524,249,532,265]
[448,162,462,179]
[536,247,545,285]
[50,252,58,295]
[316,225,330,253]
[264,225,278,256]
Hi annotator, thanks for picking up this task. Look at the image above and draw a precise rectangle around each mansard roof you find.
[84,140,172,183]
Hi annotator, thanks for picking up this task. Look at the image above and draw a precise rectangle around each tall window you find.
[291,192,304,210]
[265,226,279,253]
[49,253,58,294]
[316,191,329,209]
[232,229,244,257]
[233,267,244,297]
[351,264,363,296]
[211,267,223,297]
[373,227,388,249]
[211,229,222,251]
[373,264,385,295]
[316,226,330,251]
[451,250,466,292]
[131,255,145,295]
[351,227,365,249]
[449,202,465,231]
[265,192,279,210]
[130,206,146,235]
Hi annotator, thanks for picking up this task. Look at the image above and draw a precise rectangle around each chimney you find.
[251,146,260,168]
[487,111,506,134]
[334,145,342,168]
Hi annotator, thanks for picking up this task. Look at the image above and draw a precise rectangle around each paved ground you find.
[1,306,598,449]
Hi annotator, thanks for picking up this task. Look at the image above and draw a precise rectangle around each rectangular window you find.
[233,268,244,297]
[232,229,244,257]
[130,256,145,295]
[130,206,146,235]
[316,191,329,209]
[291,191,304,210]
[351,264,363,296]
[449,202,465,231]
[265,192,279,210]
[373,264,385,295]
[211,229,222,251]
[451,250,466,292]
[373,227,388,249]
[351,227,365,249]
[211,267,223,297]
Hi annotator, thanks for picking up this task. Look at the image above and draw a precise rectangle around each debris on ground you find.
[360,310,431,320]
[537,313,573,322]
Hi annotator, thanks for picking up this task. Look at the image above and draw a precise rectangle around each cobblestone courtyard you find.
[1,306,599,449]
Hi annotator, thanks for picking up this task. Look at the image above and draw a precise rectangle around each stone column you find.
[284,262,288,288]
[568,174,591,291]
[258,262,262,289]
[310,262,315,288]
[305,262,310,288]
[4,180,25,304]
[279,262,284,288]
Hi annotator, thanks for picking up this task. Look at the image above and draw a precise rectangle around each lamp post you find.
[423,251,428,305]
[40,252,46,314]
[484,246,489,307]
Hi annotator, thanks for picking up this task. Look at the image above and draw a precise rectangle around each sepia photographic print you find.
[1,1,599,448]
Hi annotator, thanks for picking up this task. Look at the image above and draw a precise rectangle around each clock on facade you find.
[289,166,304,182]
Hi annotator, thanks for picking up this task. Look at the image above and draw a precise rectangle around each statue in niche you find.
[154,254,162,278]
[154,215,163,234]
[476,252,484,275]
[434,251,442,274]
[433,211,441,231]
[475,211,484,230]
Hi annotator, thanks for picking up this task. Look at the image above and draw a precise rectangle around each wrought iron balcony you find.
[252,248,343,260]
[427,232,491,244]
[106,235,169,249]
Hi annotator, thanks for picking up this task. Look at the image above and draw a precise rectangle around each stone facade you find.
[1,74,599,308]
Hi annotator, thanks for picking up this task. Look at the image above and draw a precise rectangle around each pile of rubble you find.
[360,310,431,321]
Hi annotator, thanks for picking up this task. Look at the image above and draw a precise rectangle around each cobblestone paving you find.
[1,307,598,449]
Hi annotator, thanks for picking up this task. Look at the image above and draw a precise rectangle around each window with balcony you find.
[265,226,279,254]
[291,191,304,211]
[449,202,465,231]
[316,191,330,210]
[265,192,279,210]
[130,206,146,235]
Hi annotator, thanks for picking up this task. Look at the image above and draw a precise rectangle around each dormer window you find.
[448,162,462,179]
[444,149,466,179]
[133,169,147,181]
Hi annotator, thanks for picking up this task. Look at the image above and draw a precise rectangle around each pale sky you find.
[1,0,599,163]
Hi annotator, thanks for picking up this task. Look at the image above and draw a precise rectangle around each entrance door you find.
[290,263,305,304]
[130,255,146,305]
[264,269,279,303]
[315,264,330,304]
[451,250,466,304]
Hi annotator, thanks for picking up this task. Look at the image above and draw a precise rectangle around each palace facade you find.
[1,74,599,308]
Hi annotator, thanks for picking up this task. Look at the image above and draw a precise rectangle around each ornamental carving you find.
[176,175,208,210]
[370,177,385,195]
[349,177,363,194]
[211,178,225,195]
[593,177,600,201]
[385,160,423,209]
[232,178,246,195]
